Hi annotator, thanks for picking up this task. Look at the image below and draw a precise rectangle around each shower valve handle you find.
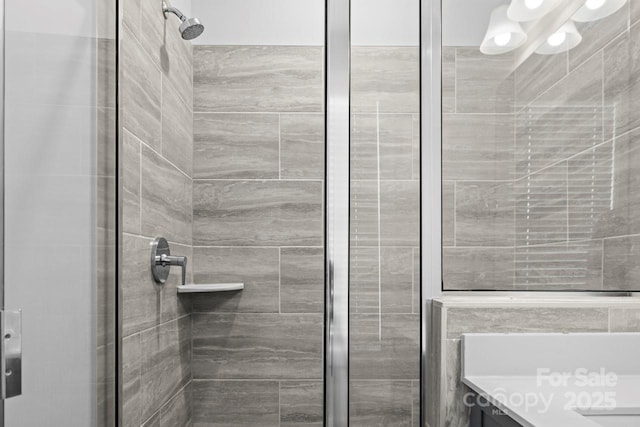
[155,254,187,287]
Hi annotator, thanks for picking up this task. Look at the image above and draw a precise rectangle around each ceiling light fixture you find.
[481,5,528,55]
[535,20,582,55]
[508,0,563,22]
[573,0,627,22]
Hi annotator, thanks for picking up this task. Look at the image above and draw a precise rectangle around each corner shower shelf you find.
[177,283,244,294]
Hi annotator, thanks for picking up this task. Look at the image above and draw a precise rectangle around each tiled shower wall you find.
[443,3,640,291]
[349,46,421,426]
[190,45,325,426]
[120,0,194,425]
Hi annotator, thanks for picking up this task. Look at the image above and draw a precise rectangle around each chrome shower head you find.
[162,1,204,40]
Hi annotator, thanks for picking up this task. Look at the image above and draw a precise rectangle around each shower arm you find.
[162,1,186,21]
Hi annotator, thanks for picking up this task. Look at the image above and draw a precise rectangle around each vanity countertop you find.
[461,333,640,427]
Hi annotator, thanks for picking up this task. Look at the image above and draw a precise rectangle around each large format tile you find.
[194,46,323,112]
[446,307,609,339]
[160,384,192,427]
[281,247,324,313]
[610,308,640,332]
[192,380,279,427]
[140,145,192,245]
[442,113,514,181]
[350,314,420,379]
[192,313,323,379]
[122,334,141,427]
[350,247,413,314]
[443,247,514,290]
[603,234,640,290]
[280,113,325,179]
[515,162,568,246]
[123,130,141,234]
[140,316,191,421]
[515,51,567,108]
[442,47,456,114]
[193,180,323,246]
[569,3,629,71]
[604,23,640,141]
[589,130,640,238]
[455,181,514,247]
[162,78,193,176]
[444,339,470,427]
[280,381,323,426]
[351,114,414,180]
[456,48,514,114]
[122,234,160,336]
[516,53,604,177]
[193,113,279,179]
[349,380,413,427]
[515,240,603,290]
[161,242,192,322]
[350,180,420,247]
[351,47,419,113]
[121,25,161,150]
[442,181,455,246]
[192,247,279,313]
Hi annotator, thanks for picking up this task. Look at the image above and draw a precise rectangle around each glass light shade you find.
[573,0,627,22]
[535,20,582,55]
[508,0,563,22]
[480,5,528,55]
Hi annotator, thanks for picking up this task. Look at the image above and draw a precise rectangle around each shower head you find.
[162,1,204,40]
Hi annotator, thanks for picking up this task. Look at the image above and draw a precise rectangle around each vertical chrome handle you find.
[2,310,22,399]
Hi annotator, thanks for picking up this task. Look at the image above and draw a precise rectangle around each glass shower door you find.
[1,0,117,425]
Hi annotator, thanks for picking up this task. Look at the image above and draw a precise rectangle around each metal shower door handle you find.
[2,310,22,399]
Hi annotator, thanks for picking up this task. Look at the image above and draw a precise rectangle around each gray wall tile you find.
[193,180,323,246]
[442,113,514,181]
[123,130,141,235]
[603,234,640,290]
[141,145,192,245]
[281,247,324,314]
[351,47,419,113]
[610,308,640,332]
[515,51,567,108]
[381,180,420,246]
[350,314,420,379]
[412,248,420,314]
[442,47,456,114]
[442,181,455,246]
[193,113,279,179]
[192,313,323,379]
[350,380,412,427]
[280,381,323,426]
[350,247,414,314]
[141,412,160,427]
[121,25,161,150]
[160,384,192,427]
[140,316,191,421]
[280,113,325,179]
[456,181,514,247]
[444,339,471,427]
[634,1,640,24]
[122,234,160,336]
[443,247,514,290]
[162,78,193,176]
[194,46,323,112]
[515,240,603,290]
[122,334,141,427]
[192,247,279,313]
[412,115,420,180]
[161,242,192,322]
[351,114,414,180]
[569,4,629,71]
[192,380,279,427]
[456,48,514,114]
[604,23,640,141]
[446,307,609,339]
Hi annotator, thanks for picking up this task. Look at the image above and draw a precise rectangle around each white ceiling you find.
[442,0,509,46]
